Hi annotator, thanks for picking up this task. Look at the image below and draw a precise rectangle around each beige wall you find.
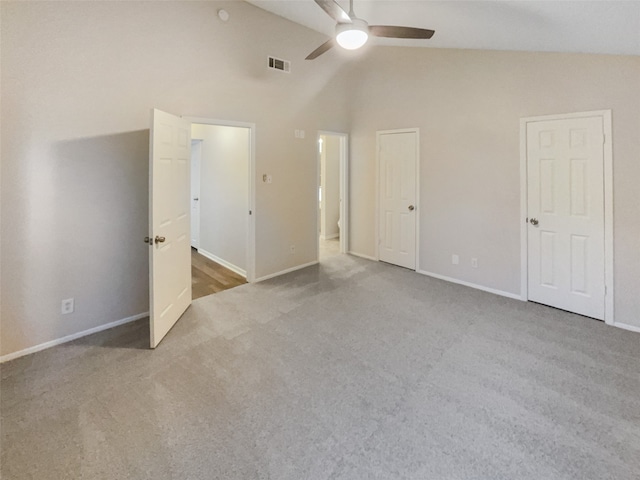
[2,1,638,358]
[192,124,249,273]
[348,47,640,329]
[0,1,350,357]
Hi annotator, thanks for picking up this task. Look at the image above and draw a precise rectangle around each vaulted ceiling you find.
[246,0,640,56]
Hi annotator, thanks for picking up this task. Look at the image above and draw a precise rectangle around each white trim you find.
[519,119,529,301]
[254,260,319,283]
[519,110,614,322]
[183,116,257,283]
[340,133,349,255]
[0,312,149,363]
[197,248,246,277]
[320,233,339,241]
[316,131,350,260]
[418,270,522,300]
[613,322,640,334]
[184,116,255,129]
[348,251,377,262]
[376,128,420,269]
[190,139,203,249]
[602,111,614,324]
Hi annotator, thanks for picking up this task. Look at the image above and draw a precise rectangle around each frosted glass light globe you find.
[336,19,369,50]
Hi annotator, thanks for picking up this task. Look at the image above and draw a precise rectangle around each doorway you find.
[376,129,419,270]
[520,110,613,323]
[148,110,256,348]
[187,118,256,299]
[317,131,349,261]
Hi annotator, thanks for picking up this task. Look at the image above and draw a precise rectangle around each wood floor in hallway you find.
[191,248,247,300]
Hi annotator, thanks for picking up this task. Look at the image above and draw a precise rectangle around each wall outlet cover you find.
[61,298,74,314]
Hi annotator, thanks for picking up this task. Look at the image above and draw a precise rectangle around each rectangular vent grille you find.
[268,56,291,73]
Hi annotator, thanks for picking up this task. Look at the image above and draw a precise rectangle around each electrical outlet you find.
[290,245,295,255]
[471,258,478,268]
[61,298,74,314]
[452,254,459,265]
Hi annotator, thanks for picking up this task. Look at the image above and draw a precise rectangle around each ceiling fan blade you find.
[313,0,352,24]
[306,39,336,60]
[369,25,435,39]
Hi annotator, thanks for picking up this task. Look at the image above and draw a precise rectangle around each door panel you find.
[378,131,417,269]
[527,116,604,319]
[149,109,192,348]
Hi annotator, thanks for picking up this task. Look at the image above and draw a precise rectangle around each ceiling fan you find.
[306,0,435,60]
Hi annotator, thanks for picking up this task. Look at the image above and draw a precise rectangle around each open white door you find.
[148,109,192,348]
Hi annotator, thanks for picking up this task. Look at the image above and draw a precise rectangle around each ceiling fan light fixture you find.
[336,19,369,50]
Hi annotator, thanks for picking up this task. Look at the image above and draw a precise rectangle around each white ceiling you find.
[246,0,640,56]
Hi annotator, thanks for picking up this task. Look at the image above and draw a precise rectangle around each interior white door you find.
[527,116,605,320]
[378,131,418,269]
[190,140,201,248]
[149,109,192,348]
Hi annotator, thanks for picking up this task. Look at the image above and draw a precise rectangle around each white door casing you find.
[184,117,256,283]
[149,109,192,348]
[339,133,349,255]
[316,131,350,258]
[190,139,202,248]
[524,113,609,320]
[377,129,418,270]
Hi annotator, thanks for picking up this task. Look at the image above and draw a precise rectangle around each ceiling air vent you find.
[268,56,291,73]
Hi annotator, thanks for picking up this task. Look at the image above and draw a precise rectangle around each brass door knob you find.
[155,236,166,243]
[408,205,415,211]
[530,218,539,226]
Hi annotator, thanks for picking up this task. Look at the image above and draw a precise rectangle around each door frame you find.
[375,128,420,270]
[190,139,203,249]
[184,116,256,283]
[316,131,350,258]
[519,110,613,324]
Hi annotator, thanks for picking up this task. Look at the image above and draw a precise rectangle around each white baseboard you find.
[613,322,640,334]
[320,233,339,241]
[0,312,149,363]
[417,270,522,300]
[255,261,319,282]
[197,248,246,277]
[348,251,377,262]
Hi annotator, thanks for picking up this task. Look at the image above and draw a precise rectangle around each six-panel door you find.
[526,116,605,320]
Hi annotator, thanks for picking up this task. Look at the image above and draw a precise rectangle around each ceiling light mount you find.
[217,9,230,22]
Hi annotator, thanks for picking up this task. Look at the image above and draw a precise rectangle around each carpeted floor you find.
[2,252,639,479]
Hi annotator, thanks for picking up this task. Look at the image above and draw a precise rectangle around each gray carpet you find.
[2,253,639,479]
